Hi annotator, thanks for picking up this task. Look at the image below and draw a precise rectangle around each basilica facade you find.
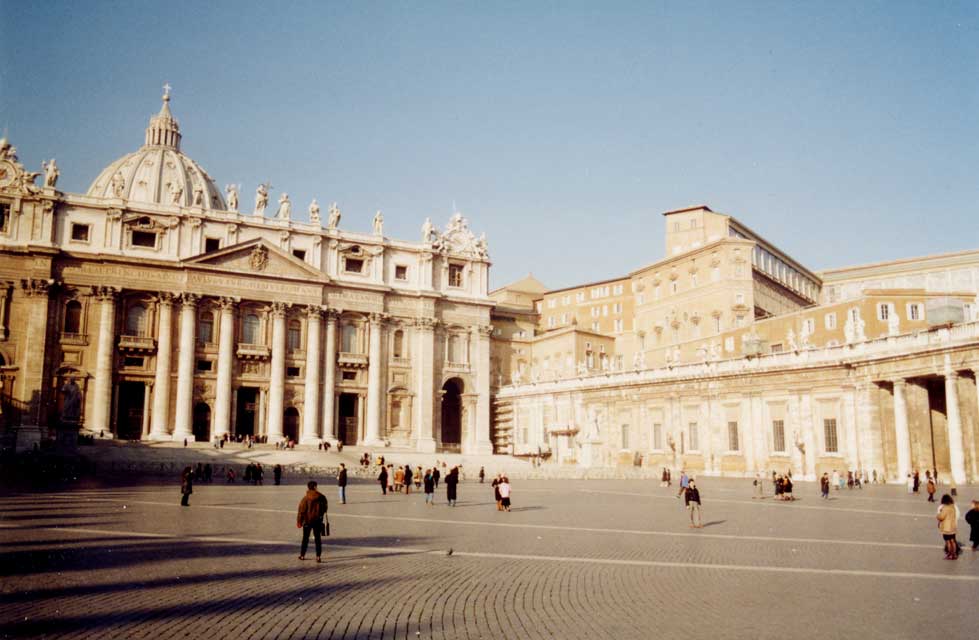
[0,92,494,454]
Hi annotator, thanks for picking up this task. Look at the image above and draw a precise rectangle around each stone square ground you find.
[1,475,977,639]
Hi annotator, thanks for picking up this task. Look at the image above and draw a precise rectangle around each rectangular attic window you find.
[344,258,364,273]
[131,230,157,248]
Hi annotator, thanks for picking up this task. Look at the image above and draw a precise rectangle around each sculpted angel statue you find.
[254,183,270,216]
[42,159,59,188]
[308,199,321,224]
[422,217,436,243]
[276,193,292,220]
[225,184,239,211]
[327,202,341,230]
[373,210,384,235]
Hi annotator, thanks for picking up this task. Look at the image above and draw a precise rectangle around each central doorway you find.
[338,393,358,445]
[440,378,463,451]
[193,403,211,442]
[236,387,258,437]
[116,382,145,440]
[284,407,300,443]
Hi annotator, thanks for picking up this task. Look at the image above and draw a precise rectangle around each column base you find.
[147,432,172,442]
[299,436,323,446]
[463,441,494,456]
[172,433,196,443]
[415,437,436,453]
[361,437,386,448]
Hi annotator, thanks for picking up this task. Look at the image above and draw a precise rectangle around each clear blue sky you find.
[2,1,977,290]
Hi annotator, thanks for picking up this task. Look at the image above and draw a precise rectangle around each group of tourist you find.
[491,474,512,511]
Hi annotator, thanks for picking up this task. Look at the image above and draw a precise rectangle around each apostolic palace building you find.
[2,91,978,484]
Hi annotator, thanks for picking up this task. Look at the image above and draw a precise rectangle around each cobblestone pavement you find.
[2,476,977,639]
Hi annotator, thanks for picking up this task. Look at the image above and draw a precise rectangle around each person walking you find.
[445,466,459,506]
[685,479,703,528]
[432,466,441,489]
[404,465,413,495]
[387,464,395,494]
[180,466,193,507]
[926,476,936,503]
[966,500,979,551]
[414,466,423,491]
[492,474,503,510]
[753,473,764,499]
[499,476,512,512]
[831,469,840,491]
[936,494,958,560]
[256,463,264,485]
[479,467,485,484]
[423,469,435,506]
[677,470,689,499]
[204,463,212,483]
[273,464,283,486]
[378,464,389,495]
[820,472,830,499]
[394,465,405,493]
[297,480,328,563]
[337,463,348,504]
[906,473,914,494]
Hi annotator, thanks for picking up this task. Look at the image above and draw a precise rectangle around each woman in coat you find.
[180,466,193,506]
[937,494,958,559]
[445,466,459,506]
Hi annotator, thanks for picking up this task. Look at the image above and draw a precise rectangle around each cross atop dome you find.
[163,82,171,99]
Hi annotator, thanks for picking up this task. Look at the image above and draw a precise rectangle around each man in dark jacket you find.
[432,467,441,489]
[297,481,328,562]
[684,479,702,528]
[337,463,348,504]
[445,467,459,506]
[403,465,413,495]
[378,465,388,495]
[274,464,283,485]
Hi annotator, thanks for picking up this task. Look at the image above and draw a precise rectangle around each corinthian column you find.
[321,310,338,443]
[149,293,175,439]
[172,293,198,441]
[470,324,494,454]
[212,297,237,439]
[364,312,386,446]
[90,286,118,435]
[414,317,437,452]
[944,368,966,485]
[266,302,290,442]
[301,305,323,444]
[892,379,911,482]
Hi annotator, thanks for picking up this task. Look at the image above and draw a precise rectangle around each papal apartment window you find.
[772,419,786,452]
[448,264,464,287]
[824,418,839,453]
[395,265,408,280]
[344,257,364,273]
[727,421,739,451]
[205,237,221,253]
[131,230,157,248]
[825,313,837,330]
[878,303,890,321]
[71,223,91,242]
[907,303,921,321]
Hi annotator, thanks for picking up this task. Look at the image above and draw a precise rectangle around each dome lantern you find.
[144,84,182,151]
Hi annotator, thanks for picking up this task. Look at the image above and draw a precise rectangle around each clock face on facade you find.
[0,162,14,188]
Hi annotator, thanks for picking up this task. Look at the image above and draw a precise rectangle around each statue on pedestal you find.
[254,183,270,216]
[327,202,341,230]
[422,217,436,243]
[225,184,239,211]
[60,378,82,425]
[42,159,59,188]
[308,199,321,224]
[373,210,384,235]
[276,193,292,220]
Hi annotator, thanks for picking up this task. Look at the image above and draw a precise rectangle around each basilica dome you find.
[87,90,226,211]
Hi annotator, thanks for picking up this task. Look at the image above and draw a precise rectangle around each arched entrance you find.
[193,402,211,442]
[284,407,300,443]
[440,378,463,451]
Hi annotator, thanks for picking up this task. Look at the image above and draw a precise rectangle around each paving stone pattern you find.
[1,477,977,639]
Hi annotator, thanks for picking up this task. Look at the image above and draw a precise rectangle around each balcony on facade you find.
[59,332,89,346]
[118,333,156,354]
[237,342,271,360]
[338,352,368,368]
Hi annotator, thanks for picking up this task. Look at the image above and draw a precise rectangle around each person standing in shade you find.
[337,463,348,504]
[180,466,193,507]
[387,464,395,495]
[926,476,936,503]
[445,466,459,506]
[499,476,512,512]
[432,466,441,489]
[273,464,283,486]
[685,479,703,528]
[423,468,435,506]
[378,464,389,495]
[936,494,958,560]
[820,472,830,499]
[906,473,914,494]
[479,467,485,484]
[404,465,413,495]
[297,480,328,563]
[966,500,979,551]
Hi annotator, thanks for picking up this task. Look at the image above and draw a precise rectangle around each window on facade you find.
[724,337,734,352]
[287,320,302,351]
[71,223,90,242]
[123,356,144,368]
[547,316,555,328]
[735,293,745,305]
[653,422,663,450]
[131,231,157,248]
[614,319,624,333]
[0,203,9,232]
[341,323,358,353]
[621,424,630,449]
[654,286,660,300]
[772,419,785,452]
[63,300,82,334]
[671,282,679,294]
[878,303,890,321]
[591,307,599,318]
[344,257,364,273]
[448,264,464,287]
[602,305,608,316]
[825,313,837,330]
[341,370,357,381]
[395,265,408,280]
[561,313,568,324]
[243,313,260,344]
[907,304,921,321]
[613,284,623,295]
[591,321,600,332]
[576,292,585,303]
[196,359,212,372]
[547,299,556,309]
[735,315,745,327]
[393,330,404,358]
[448,334,466,363]
[198,311,214,344]
[674,222,680,232]
[712,266,720,282]
[770,343,783,354]
[803,318,815,335]
[586,352,594,368]
[205,237,221,253]
[287,366,301,377]
[562,295,570,305]
[613,303,622,314]
[714,315,722,333]
[691,274,698,287]
[126,304,147,336]
[824,418,838,453]
[292,249,306,261]
[727,421,739,451]
[688,422,699,450]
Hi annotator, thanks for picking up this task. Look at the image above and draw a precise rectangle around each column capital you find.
[270,301,291,317]
[216,296,238,311]
[473,324,494,337]
[892,378,907,388]
[20,278,57,297]
[944,368,959,381]
[323,307,341,321]
[368,312,389,325]
[156,291,178,306]
[305,304,325,320]
[180,293,200,308]
[414,316,438,331]
[90,285,119,301]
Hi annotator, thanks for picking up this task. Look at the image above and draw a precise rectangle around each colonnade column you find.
[414,318,437,452]
[363,312,385,446]
[90,286,118,435]
[944,367,966,485]
[321,310,338,443]
[892,379,911,482]
[172,293,198,441]
[472,324,494,454]
[212,297,236,440]
[266,302,289,442]
[149,293,174,439]
[301,305,323,444]
[842,385,860,471]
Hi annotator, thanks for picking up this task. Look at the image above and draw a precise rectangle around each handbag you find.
[322,519,330,537]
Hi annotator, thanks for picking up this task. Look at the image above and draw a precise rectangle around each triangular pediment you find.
[184,238,326,280]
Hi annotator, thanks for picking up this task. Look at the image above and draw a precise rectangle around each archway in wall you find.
[440,378,464,451]
[193,402,211,442]
[284,407,300,443]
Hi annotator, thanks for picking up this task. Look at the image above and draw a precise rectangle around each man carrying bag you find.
[297,480,329,563]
